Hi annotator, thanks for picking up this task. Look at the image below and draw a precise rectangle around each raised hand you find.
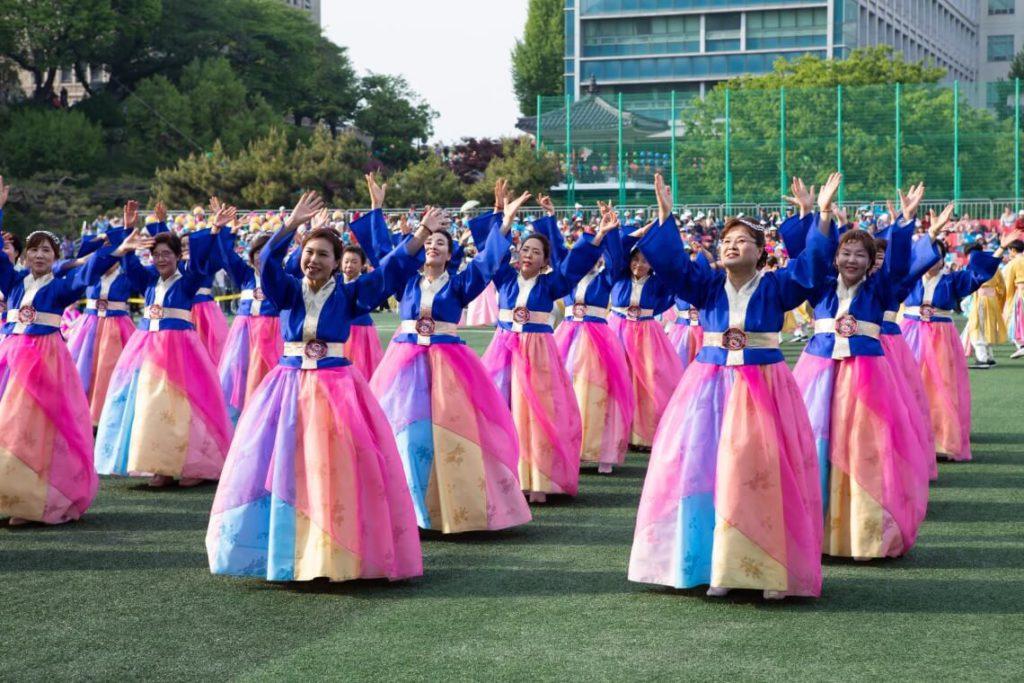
[783,177,814,218]
[832,204,848,228]
[286,191,325,232]
[114,227,156,256]
[927,202,955,239]
[817,172,842,213]
[899,182,925,220]
[503,191,532,226]
[538,194,556,216]
[123,200,140,229]
[209,196,223,215]
[420,206,452,233]
[311,207,330,232]
[886,199,897,222]
[366,173,387,210]
[597,206,619,234]
[493,178,509,213]
[154,201,168,224]
[212,203,237,229]
[654,173,672,223]
[0,176,9,209]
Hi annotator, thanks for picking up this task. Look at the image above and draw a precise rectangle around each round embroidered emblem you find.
[17,305,36,324]
[835,314,858,338]
[147,304,164,320]
[415,317,436,336]
[304,339,328,360]
[512,306,530,324]
[722,327,748,351]
[572,304,587,320]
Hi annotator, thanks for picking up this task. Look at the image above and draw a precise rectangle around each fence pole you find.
[837,85,844,204]
[565,93,574,205]
[895,82,902,194]
[535,94,542,158]
[671,90,678,205]
[725,89,732,213]
[954,80,960,212]
[779,87,786,214]
[617,92,625,205]
[1016,78,1021,211]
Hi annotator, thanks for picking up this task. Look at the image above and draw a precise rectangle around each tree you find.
[385,154,464,207]
[511,0,564,116]
[0,108,104,177]
[355,73,437,170]
[468,138,560,202]
[1010,47,1024,81]
[444,137,507,184]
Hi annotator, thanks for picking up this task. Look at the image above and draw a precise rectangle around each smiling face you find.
[423,232,451,269]
[518,236,548,279]
[4,239,21,266]
[25,237,56,277]
[835,239,872,285]
[340,250,365,281]
[151,242,179,279]
[719,224,763,271]
[301,236,339,284]
[630,250,651,279]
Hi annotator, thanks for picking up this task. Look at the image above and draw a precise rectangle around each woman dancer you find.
[901,235,1004,462]
[370,184,534,533]
[792,184,935,560]
[95,203,234,487]
[0,200,131,525]
[629,173,837,599]
[549,200,634,474]
[207,191,428,583]
[962,242,1007,367]
[481,182,605,503]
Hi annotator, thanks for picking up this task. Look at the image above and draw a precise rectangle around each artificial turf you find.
[3,314,1023,681]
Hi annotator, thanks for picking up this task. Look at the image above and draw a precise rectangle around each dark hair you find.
[301,228,344,261]
[837,229,877,264]
[6,233,23,258]
[765,255,779,268]
[26,231,59,253]
[1008,240,1024,253]
[521,233,551,261]
[935,239,948,259]
[721,218,768,268]
[153,232,182,258]
[964,241,986,256]
[874,237,888,251]
[342,245,368,267]
[248,233,271,265]
[425,230,454,265]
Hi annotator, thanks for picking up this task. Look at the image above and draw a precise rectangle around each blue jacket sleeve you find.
[637,214,718,308]
[776,212,838,311]
[348,209,392,268]
[145,221,169,236]
[454,223,513,305]
[467,212,501,249]
[0,249,26,298]
[545,238,603,300]
[346,241,423,316]
[950,251,1001,299]
[531,215,568,265]
[259,228,303,311]
[217,231,252,288]
[61,245,122,306]
[777,212,814,259]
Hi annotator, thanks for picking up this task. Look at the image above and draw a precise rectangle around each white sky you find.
[323,0,530,144]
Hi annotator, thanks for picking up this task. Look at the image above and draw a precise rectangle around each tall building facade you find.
[564,1,1008,104]
[282,0,322,25]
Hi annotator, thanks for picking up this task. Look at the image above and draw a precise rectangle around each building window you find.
[746,7,828,50]
[988,34,1015,62]
[60,67,75,84]
[580,15,699,57]
[988,0,1015,15]
[705,12,740,53]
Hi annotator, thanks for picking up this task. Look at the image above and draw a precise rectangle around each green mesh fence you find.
[534,80,1024,216]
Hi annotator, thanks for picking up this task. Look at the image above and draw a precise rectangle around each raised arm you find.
[950,249,1002,299]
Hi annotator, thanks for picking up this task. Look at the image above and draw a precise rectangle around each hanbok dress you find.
[901,250,1001,461]
[206,228,422,582]
[666,297,704,370]
[481,216,603,497]
[551,227,634,470]
[961,271,1007,359]
[0,242,119,523]
[94,229,233,482]
[216,231,283,425]
[370,217,531,533]
[628,214,833,597]
[1002,254,1024,346]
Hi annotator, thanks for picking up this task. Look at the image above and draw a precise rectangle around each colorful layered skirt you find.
[666,321,704,371]
[609,315,683,448]
[207,364,423,582]
[192,300,229,364]
[371,340,531,532]
[794,353,930,559]
[218,315,283,425]
[881,333,937,480]
[901,319,972,461]
[95,329,232,480]
[465,282,499,327]
[67,313,137,426]
[628,361,822,597]
[1006,291,1024,345]
[553,319,633,466]
[345,322,384,381]
[0,333,97,523]
[482,328,582,496]
[61,305,84,339]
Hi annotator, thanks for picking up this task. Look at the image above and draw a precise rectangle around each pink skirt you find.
[1007,294,1024,345]
[67,314,137,426]
[794,353,931,559]
[554,320,634,466]
[609,315,684,447]
[881,334,937,480]
[218,315,284,424]
[345,323,384,381]
[482,328,582,496]
[371,340,531,532]
[629,361,822,596]
[207,364,422,582]
[901,319,972,461]
[95,329,233,480]
[666,323,704,371]
[465,282,499,327]
[192,300,229,364]
[0,333,97,523]
[60,306,84,339]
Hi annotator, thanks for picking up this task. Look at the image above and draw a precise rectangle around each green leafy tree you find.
[355,74,437,170]
[468,138,560,202]
[511,0,564,116]
[0,108,104,177]
[1010,47,1024,81]
[385,154,465,207]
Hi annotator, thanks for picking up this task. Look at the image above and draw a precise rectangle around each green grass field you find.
[4,314,1023,681]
